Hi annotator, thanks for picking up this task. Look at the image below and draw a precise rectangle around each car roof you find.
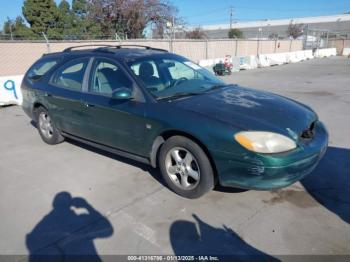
[42,45,171,61]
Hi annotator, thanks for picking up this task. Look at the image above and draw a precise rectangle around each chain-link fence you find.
[0,33,127,41]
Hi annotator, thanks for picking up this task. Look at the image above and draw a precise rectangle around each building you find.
[186,14,350,39]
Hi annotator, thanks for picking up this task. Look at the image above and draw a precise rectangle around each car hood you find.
[170,85,317,139]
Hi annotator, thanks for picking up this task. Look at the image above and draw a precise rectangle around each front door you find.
[81,57,148,156]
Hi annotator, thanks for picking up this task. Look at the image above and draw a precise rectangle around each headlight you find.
[234,131,297,153]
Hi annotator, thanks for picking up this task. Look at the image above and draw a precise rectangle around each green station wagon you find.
[21,45,328,198]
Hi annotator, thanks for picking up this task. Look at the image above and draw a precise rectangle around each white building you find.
[188,14,350,39]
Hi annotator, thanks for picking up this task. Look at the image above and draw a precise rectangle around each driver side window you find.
[90,59,132,96]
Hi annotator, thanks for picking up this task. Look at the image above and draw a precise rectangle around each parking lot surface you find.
[0,57,349,259]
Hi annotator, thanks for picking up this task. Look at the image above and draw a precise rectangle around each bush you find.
[228,28,243,39]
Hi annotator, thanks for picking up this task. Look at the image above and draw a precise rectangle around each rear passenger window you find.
[27,59,58,81]
[52,58,89,91]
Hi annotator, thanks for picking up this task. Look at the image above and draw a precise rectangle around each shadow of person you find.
[170,214,278,261]
[301,146,350,224]
[26,192,113,262]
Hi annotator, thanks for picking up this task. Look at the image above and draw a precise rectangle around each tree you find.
[185,27,206,39]
[59,0,70,14]
[22,0,58,35]
[17,0,180,40]
[3,19,13,35]
[14,16,35,39]
[3,16,34,39]
[228,28,243,39]
[70,0,93,39]
[146,0,182,39]
[72,0,88,17]
[55,0,72,38]
[86,0,180,39]
[287,23,304,39]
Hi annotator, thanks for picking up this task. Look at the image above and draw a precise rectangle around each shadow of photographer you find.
[170,214,279,261]
[26,192,113,262]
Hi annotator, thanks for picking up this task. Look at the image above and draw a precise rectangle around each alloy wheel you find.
[39,112,54,139]
[165,147,200,190]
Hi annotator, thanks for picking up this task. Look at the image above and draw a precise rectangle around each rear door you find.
[80,57,148,156]
[46,57,91,136]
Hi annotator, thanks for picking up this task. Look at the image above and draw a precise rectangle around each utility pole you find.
[230,6,234,29]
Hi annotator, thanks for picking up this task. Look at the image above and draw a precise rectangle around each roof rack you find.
[114,45,168,52]
[63,44,169,53]
[63,44,116,52]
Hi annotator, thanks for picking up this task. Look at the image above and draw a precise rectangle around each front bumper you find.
[212,121,328,190]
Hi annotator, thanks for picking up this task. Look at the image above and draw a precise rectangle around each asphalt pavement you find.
[0,56,349,260]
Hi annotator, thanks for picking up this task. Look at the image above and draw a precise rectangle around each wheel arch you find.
[31,102,47,119]
[150,130,218,179]
[33,102,46,111]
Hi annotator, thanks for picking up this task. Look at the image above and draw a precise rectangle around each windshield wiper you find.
[157,84,232,101]
[203,84,230,92]
[157,92,202,101]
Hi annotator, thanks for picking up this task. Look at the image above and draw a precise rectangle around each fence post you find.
[169,38,173,53]
[205,39,209,59]
[115,33,122,44]
[274,39,277,53]
[235,39,238,57]
[42,32,50,53]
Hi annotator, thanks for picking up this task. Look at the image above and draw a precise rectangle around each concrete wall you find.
[0,39,303,76]
[328,39,350,55]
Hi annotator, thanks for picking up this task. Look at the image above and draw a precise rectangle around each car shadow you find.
[301,146,350,224]
[31,120,165,187]
[67,137,249,195]
[170,214,279,261]
[31,120,37,128]
[26,192,113,262]
[66,138,166,187]
[214,184,249,193]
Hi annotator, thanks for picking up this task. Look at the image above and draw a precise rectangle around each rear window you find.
[27,58,58,81]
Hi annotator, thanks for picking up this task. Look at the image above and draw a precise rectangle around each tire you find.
[159,136,215,198]
[35,107,64,145]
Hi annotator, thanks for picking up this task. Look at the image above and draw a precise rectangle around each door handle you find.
[84,102,95,108]
[44,92,52,97]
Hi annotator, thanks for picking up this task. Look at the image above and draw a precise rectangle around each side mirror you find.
[112,88,133,100]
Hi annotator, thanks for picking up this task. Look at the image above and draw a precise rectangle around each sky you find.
[0,0,349,29]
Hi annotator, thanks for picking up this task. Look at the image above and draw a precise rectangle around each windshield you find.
[127,55,226,99]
